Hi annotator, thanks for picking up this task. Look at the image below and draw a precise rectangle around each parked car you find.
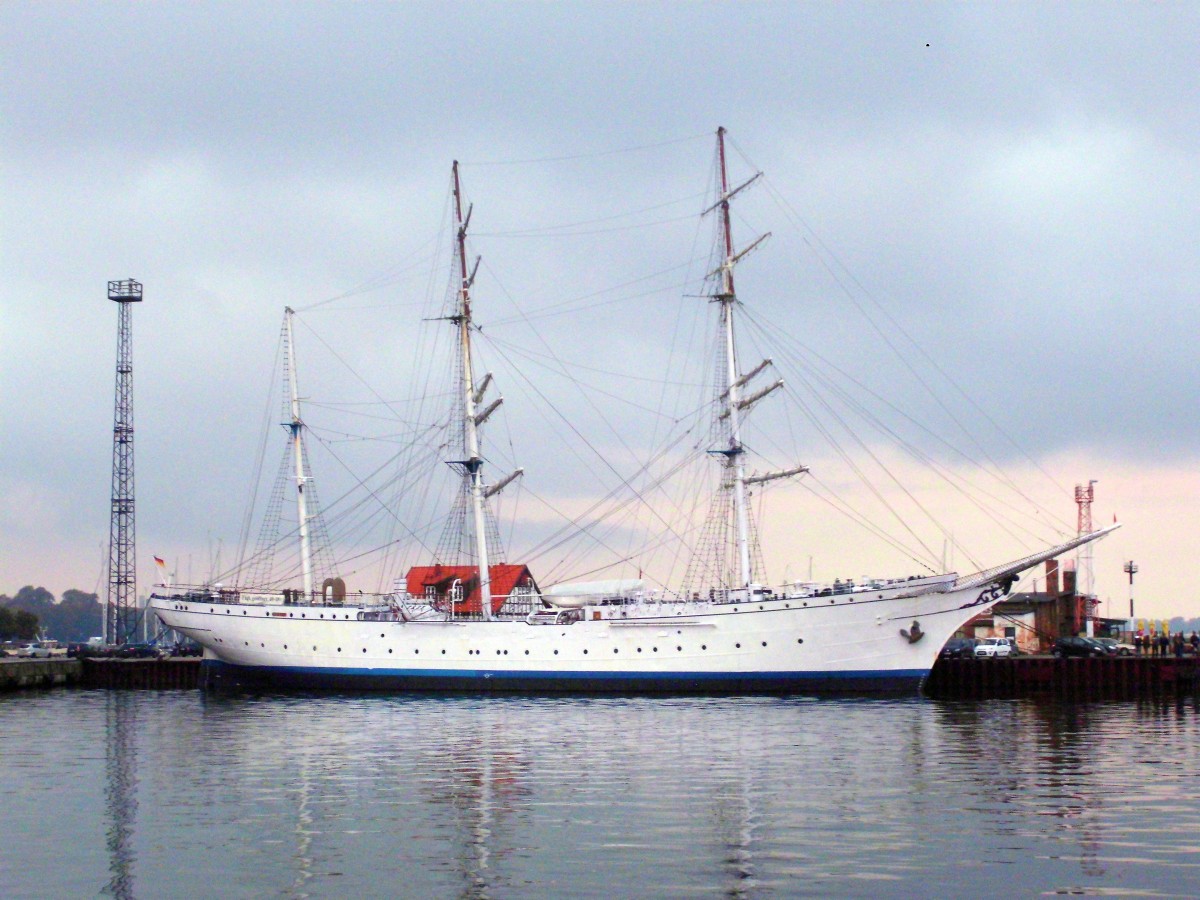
[1052,636,1110,658]
[1094,637,1135,656]
[974,638,1013,659]
[1085,637,1118,656]
[117,642,159,659]
[940,638,978,659]
[19,642,52,659]
[998,637,1022,656]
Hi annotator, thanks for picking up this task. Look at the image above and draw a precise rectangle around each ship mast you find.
[704,127,796,590]
[714,129,754,588]
[451,162,495,619]
[283,307,313,601]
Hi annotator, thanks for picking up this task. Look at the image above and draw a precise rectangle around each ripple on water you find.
[2,692,1200,897]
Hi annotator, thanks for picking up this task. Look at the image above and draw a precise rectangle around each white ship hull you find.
[150,575,1010,694]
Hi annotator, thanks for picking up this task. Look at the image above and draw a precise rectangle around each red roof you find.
[405,563,537,615]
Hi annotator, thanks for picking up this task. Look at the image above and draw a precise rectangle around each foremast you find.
[283,307,314,601]
[703,127,804,592]
[446,162,523,619]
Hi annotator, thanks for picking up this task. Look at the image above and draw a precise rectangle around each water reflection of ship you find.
[420,723,533,897]
[711,756,759,896]
[287,751,318,897]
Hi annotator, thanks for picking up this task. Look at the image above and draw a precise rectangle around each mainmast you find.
[283,307,313,601]
[452,162,495,619]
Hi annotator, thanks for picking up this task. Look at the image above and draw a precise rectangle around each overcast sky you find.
[2,1,1197,620]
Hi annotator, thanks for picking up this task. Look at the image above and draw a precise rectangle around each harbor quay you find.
[2,655,1199,698]
[923,654,1200,700]
[0,657,201,691]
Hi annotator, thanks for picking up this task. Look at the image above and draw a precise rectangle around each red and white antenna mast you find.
[1075,479,1098,634]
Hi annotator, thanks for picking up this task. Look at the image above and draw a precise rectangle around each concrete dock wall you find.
[0,658,83,690]
[1,657,200,691]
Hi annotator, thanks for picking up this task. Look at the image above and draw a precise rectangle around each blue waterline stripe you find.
[203,662,926,682]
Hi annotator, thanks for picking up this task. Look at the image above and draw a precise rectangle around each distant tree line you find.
[1,586,104,642]
[0,606,40,641]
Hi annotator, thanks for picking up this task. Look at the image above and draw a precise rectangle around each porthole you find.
[701,644,707,650]
[380,633,385,638]
[613,648,619,654]
[652,647,658,652]
[554,649,559,655]
[442,649,447,655]
[389,649,393,654]
[676,646,682,652]
[797,638,804,644]
[762,641,767,647]
[260,643,264,648]
[583,649,588,655]
[244,641,248,646]
[312,646,317,651]
[496,650,502,656]
[337,647,342,653]
[284,644,288,649]
[503,650,508,655]
[735,643,741,648]
[759,605,764,610]
[524,650,529,655]
[362,648,367,653]
[637,648,643,653]
[802,603,807,607]
[414,649,419,655]
[785,603,790,608]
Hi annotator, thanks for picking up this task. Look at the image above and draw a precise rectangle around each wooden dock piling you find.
[79,657,201,690]
[925,655,1199,700]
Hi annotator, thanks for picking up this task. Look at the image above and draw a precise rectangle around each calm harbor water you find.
[2,690,1199,898]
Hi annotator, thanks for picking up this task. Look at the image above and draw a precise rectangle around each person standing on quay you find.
[1173,632,1185,658]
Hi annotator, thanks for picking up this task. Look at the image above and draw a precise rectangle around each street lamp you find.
[1123,560,1138,619]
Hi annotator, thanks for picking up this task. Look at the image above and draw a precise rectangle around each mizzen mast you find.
[283,307,314,601]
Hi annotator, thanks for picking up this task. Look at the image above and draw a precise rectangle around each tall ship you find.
[149,129,1116,693]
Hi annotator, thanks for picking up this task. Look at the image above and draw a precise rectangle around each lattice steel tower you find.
[106,278,142,645]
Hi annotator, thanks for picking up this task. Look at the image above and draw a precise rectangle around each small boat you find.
[150,129,1116,693]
